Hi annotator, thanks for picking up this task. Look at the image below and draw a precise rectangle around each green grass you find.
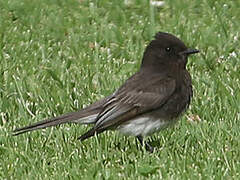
[0,0,239,179]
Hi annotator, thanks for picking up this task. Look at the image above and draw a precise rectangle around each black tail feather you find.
[12,97,109,136]
[13,110,99,136]
[77,128,106,141]
[13,113,75,136]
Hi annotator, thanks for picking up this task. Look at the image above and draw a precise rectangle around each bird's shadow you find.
[148,139,162,148]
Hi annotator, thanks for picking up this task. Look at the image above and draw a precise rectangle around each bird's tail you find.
[13,111,98,136]
[13,97,108,136]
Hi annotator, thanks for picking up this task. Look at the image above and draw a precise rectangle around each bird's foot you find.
[136,135,154,153]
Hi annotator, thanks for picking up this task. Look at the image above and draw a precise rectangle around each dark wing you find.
[78,73,176,141]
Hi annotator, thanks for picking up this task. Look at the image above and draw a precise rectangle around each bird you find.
[13,32,199,152]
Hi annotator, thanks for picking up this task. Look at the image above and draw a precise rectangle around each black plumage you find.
[13,32,199,152]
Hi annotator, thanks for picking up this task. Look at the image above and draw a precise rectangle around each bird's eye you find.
[165,47,172,52]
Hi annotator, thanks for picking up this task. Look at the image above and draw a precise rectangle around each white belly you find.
[117,116,176,136]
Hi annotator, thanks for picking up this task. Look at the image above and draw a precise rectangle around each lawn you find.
[0,0,239,179]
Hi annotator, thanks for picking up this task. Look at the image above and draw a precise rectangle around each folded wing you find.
[78,73,176,141]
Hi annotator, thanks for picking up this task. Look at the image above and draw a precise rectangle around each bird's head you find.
[141,32,199,69]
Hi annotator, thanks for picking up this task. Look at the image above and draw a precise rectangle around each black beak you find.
[181,48,200,55]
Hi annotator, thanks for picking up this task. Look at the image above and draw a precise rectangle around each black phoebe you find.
[13,32,199,152]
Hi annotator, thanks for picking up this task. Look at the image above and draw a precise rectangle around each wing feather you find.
[78,73,176,141]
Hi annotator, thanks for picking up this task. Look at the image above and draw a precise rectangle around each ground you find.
[0,0,239,179]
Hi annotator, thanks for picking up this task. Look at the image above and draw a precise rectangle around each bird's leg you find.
[136,135,153,153]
